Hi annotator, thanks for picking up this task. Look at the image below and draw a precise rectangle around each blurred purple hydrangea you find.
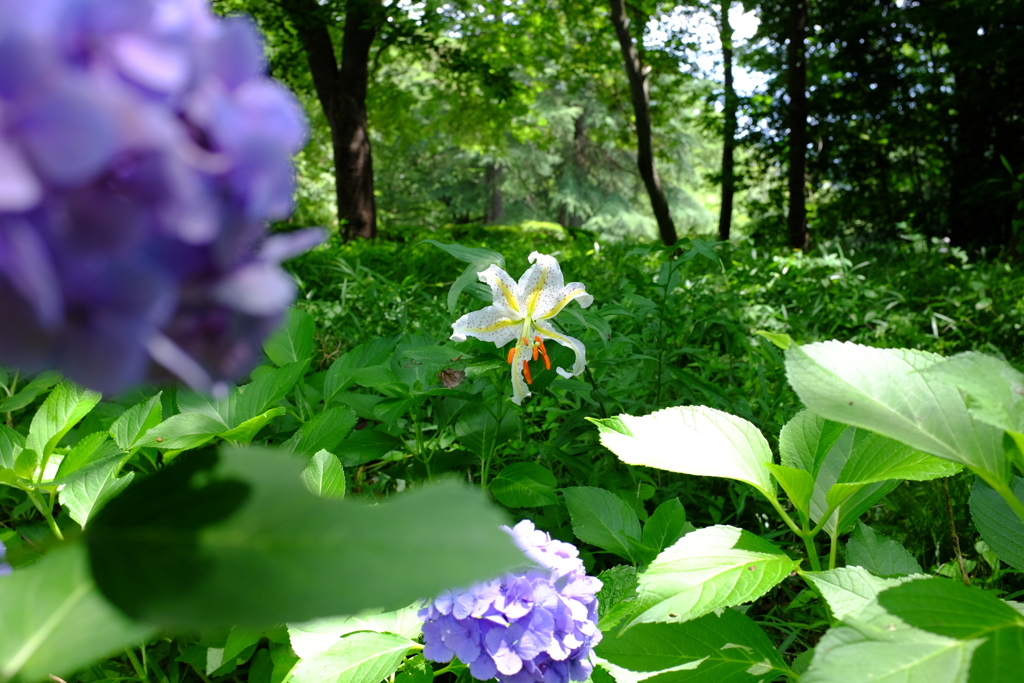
[0,0,323,394]
[420,520,602,683]
[0,540,11,576]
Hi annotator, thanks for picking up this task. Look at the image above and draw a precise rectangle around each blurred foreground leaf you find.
[86,446,521,629]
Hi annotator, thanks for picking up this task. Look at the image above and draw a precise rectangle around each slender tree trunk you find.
[786,0,809,250]
[484,163,504,224]
[608,0,678,246]
[718,1,738,242]
[284,0,380,240]
[559,111,588,229]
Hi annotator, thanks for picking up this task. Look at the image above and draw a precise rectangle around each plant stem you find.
[124,647,150,683]
[763,494,821,571]
[828,529,839,570]
[801,529,822,572]
[25,489,63,541]
[942,477,971,586]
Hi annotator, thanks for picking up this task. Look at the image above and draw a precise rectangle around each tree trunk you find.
[559,111,588,229]
[608,0,678,246]
[786,0,809,250]
[284,0,380,240]
[718,1,738,242]
[484,163,504,224]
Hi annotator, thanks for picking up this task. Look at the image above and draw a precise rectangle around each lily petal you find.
[538,281,593,320]
[451,305,521,346]
[478,263,522,315]
[534,320,586,379]
[517,252,564,317]
[509,342,530,405]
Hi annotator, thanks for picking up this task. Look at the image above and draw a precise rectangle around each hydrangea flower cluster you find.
[0,540,11,576]
[420,520,602,683]
[0,0,322,394]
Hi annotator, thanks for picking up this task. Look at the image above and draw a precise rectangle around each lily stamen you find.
[507,346,516,365]
[522,358,533,384]
[535,335,551,370]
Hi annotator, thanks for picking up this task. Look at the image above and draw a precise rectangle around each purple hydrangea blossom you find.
[0,0,323,394]
[420,520,602,683]
[0,540,11,576]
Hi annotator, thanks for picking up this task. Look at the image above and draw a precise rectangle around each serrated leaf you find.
[289,631,416,683]
[969,475,1024,572]
[924,352,1024,433]
[219,407,286,444]
[302,450,346,499]
[54,433,122,482]
[335,429,405,467]
[136,412,225,450]
[86,446,522,629]
[490,462,558,507]
[59,455,134,527]
[591,406,776,498]
[802,599,981,683]
[627,525,799,628]
[801,567,922,621]
[562,486,643,563]
[0,371,61,413]
[846,523,922,576]
[0,543,154,681]
[641,498,691,563]
[0,424,24,470]
[597,609,793,682]
[264,308,315,367]
[24,381,101,461]
[289,603,424,658]
[765,464,814,517]
[109,393,162,452]
[283,406,358,457]
[877,578,1024,682]
[785,342,1006,483]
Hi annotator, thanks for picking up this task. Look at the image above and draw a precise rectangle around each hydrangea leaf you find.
[58,454,134,527]
[590,406,776,499]
[85,446,521,629]
[802,599,981,683]
[597,609,793,682]
[0,543,154,682]
[969,475,1024,572]
[24,380,102,461]
[264,308,315,367]
[846,523,923,576]
[0,371,61,413]
[301,449,346,500]
[108,392,162,452]
[641,498,693,563]
[289,631,416,683]
[800,567,923,621]
[922,352,1024,433]
[490,462,559,508]
[785,341,1007,483]
[626,525,799,628]
[289,603,424,659]
[335,429,405,467]
[563,486,643,564]
[877,578,1024,682]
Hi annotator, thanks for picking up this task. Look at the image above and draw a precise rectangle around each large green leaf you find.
[597,609,792,682]
[24,381,101,464]
[264,308,315,367]
[800,567,917,621]
[283,406,358,457]
[590,406,776,498]
[302,450,346,500]
[877,578,1024,682]
[490,462,558,507]
[785,342,1006,482]
[802,599,981,683]
[923,352,1024,432]
[626,525,799,628]
[846,523,922,576]
[562,486,643,564]
[108,393,162,452]
[969,476,1024,571]
[0,543,153,682]
[85,446,522,628]
[58,455,134,527]
[290,632,415,683]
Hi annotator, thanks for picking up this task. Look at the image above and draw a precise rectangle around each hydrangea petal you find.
[0,139,42,211]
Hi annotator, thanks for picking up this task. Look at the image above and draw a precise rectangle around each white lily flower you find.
[451,252,593,405]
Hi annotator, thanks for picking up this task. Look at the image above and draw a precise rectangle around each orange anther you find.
[534,335,547,354]
[535,336,551,370]
[522,359,533,384]
[507,346,516,364]
[532,346,539,361]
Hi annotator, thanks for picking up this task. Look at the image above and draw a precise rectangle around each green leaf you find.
[597,609,793,682]
[59,455,134,527]
[924,352,1024,433]
[136,412,225,450]
[591,406,776,498]
[778,410,846,475]
[219,407,286,444]
[754,330,793,350]
[802,599,981,683]
[289,631,416,683]
[0,425,24,470]
[765,464,814,518]
[626,525,799,628]
[264,308,316,367]
[846,523,922,576]
[596,565,639,627]
[836,429,961,486]
[208,627,263,677]
[24,381,102,461]
[490,462,558,507]
[283,406,358,457]
[289,603,423,661]
[641,498,691,562]
[562,486,643,563]
[877,578,1024,681]
[85,446,521,629]
[800,567,918,621]
[334,429,404,467]
[419,240,505,314]
[0,543,154,682]
[53,433,121,482]
[230,362,307,424]
[969,475,1024,572]
[108,393,162,452]
[0,371,61,413]
[455,402,518,460]
[323,337,401,404]
[302,450,346,499]
[785,342,1007,483]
